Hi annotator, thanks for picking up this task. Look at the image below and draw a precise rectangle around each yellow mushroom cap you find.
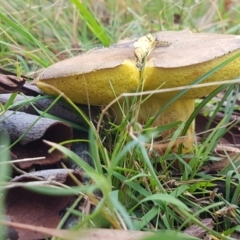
[37,45,139,105]
[144,31,240,98]
[36,31,240,105]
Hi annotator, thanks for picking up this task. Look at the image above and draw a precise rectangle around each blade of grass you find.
[0,7,56,63]
[0,130,11,240]
[70,0,111,46]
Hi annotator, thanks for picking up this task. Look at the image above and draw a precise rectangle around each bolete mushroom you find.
[35,31,240,150]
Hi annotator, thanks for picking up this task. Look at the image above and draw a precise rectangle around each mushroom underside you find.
[37,49,240,104]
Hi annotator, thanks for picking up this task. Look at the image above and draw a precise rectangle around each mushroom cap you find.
[37,46,139,105]
[150,31,240,68]
[144,31,240,98]
[36,31,240,104]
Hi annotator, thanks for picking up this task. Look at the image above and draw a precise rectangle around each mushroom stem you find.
[111,96,195,149]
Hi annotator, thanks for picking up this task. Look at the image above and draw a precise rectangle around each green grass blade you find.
[70,0,111,46]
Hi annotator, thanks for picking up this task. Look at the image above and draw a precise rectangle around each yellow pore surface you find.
[36,60,139,105]
[37,49,240,105]
[144,49,240,99]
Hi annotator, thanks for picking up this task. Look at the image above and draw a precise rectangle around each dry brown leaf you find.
[196,113,240,149]
[0,110,72,169]
[0,74,25,93]
[183,218,214,238]
[202,152,240,173]
[5,169,82,240]
[2,220,154,240]
[0,93,101,125]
